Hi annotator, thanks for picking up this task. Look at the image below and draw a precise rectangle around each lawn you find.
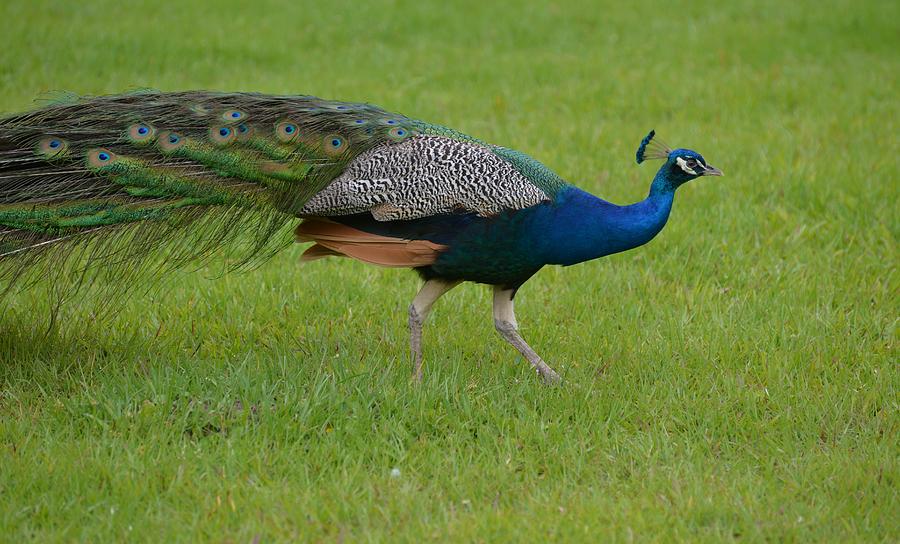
[0,0,896,541]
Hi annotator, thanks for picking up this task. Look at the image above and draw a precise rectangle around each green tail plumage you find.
[0,90,417,300]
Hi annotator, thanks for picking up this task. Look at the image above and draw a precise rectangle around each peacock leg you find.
[409,278,460,382]
[492,286,561,384]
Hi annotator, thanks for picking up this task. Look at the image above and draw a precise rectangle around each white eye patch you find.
[676,156,698,175]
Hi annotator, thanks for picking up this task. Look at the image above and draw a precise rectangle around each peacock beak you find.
[702,164,723,176]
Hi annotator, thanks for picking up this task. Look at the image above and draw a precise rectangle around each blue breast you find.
[433,187,674,285]
[334,186,674,287]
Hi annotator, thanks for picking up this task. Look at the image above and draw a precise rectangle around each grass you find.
[0,0,897,541]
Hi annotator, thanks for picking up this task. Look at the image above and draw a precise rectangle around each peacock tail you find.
[0,90,419,300]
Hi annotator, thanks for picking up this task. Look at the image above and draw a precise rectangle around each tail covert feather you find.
[0,90,419,297]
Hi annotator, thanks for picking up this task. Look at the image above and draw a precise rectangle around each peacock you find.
[0,91,721,382]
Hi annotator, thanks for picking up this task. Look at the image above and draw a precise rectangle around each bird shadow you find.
[0,304,155,381]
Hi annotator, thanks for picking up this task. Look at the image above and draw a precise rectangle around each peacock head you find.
[636,130,722,190]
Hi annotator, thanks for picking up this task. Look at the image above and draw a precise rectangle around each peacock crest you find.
[635,129,673,164]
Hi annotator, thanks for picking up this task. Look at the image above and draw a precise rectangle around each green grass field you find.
[0,0,897,541]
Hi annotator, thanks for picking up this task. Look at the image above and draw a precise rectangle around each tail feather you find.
[0,90,420,300]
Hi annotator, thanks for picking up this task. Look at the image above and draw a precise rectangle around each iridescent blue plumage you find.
[336,143,718,289]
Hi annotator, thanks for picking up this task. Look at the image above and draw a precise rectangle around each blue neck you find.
[649,167,679,197]
[536,181,675,266]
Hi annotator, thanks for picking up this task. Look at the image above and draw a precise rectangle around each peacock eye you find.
[388,126,410,141]
[86,148,117,168]
[322,133,348,155]
[686,159,697,168]
[275,120,301,143]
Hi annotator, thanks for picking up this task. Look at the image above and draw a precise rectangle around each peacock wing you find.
[298,134,553,221]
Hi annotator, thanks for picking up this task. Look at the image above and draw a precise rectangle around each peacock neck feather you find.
[534,167,678,267]
[648,164,682,197]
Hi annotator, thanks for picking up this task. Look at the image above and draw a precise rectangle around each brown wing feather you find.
[295,219,445,267]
